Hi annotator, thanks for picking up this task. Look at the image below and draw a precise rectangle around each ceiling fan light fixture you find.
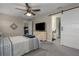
[26,12,32,16]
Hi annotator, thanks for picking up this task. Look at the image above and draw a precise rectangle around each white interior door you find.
[56,17,61,39]
[53,17,61,45]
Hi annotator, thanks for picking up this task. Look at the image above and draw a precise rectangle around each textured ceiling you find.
[0,3,72,20]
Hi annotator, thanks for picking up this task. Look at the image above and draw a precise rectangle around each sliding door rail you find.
[48,6,79,16]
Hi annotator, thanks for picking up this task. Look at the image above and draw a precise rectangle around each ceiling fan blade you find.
[24,12,27,15]
[32,9,40,12]
[31,12,36,16]
[16,8,26,11]
[25,3,30,8]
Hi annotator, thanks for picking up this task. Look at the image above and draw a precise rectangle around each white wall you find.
[61,8,79,49]
[33,16,52,42]
[0,13,28,37]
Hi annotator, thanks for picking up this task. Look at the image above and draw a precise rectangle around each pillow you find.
[24,35,35,38]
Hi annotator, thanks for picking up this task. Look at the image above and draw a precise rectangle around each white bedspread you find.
[0,36,40,56]
[10,36,30,56]
[0,37,12,56]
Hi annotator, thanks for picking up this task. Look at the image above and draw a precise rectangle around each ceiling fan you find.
[16,3,40,16]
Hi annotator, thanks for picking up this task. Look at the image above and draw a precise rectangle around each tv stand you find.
[34,31,47,41]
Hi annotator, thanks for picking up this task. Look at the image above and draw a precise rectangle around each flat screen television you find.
[35,22,45,31]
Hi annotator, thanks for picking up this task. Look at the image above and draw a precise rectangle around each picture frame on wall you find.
[10,23,18,30]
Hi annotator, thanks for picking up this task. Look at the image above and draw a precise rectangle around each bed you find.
[0,36,40,56]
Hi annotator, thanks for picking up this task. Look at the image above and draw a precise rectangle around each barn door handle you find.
[61,26,63,31]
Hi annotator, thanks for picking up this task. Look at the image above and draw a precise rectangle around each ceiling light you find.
[26,13,32,16]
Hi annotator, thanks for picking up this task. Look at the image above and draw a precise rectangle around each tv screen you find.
[35,22,45,31]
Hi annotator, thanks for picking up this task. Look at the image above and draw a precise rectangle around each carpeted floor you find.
[24,42,79,56]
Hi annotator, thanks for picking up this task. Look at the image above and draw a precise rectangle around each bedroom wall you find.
[0,13,28,37]
[33,16,52,42]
